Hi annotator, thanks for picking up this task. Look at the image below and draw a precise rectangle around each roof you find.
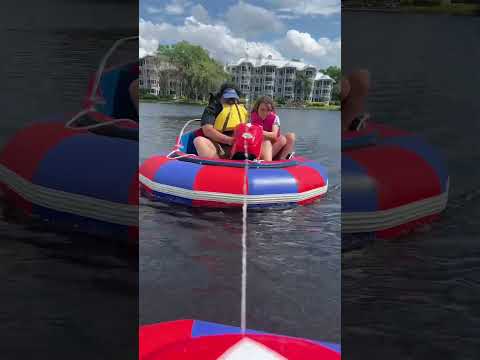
[228,57,316,71]
[314,72,334,82]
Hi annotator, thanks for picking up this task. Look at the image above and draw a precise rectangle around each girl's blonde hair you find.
[252,96,275,113]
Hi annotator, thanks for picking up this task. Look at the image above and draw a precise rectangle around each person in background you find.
[250,96,295,161]
[341,70,370,131]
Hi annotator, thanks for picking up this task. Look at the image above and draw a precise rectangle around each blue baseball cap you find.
[222,88,239,100]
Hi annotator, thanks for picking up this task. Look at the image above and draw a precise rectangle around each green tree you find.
[323,66,341,83]
[321,66,341,103]
[157,41,229,101]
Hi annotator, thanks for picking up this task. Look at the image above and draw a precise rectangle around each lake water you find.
[139,103,341,343]
[342,11,480,359]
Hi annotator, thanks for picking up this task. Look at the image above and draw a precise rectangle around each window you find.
[277,88,281,92]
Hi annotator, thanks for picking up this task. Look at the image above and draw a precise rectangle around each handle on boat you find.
[166,119,201,159]
[65,36,139,130]
[89,36,139,107]
[175,118,201,147]
[65,108,138,130]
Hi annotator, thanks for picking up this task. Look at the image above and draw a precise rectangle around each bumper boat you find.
[0,37,139,242]
[342,120,449,240]
[140,320,340,359]
[139,120,328,208]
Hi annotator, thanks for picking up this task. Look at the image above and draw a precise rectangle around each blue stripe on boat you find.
[145,190,193,207]
[191,320,264,337]
[153,161,203,190]
[248,168,298,195]
[312,340,341,353]
[303,161,328,182]
[33,134,137,203]
[342,156,378,212]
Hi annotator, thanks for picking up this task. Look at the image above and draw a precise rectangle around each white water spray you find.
[241,128,252,334]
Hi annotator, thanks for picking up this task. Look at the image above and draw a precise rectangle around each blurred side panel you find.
[342,3,480,359]
[0,0,139,358]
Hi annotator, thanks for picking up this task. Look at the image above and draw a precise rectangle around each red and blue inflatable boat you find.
[140,320,340,359]
[342,121,449,239]
[139,120,328,208]
[0,37,139,242]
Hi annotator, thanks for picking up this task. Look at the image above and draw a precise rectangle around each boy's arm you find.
[200,101,234,145]
[202,124,234,145]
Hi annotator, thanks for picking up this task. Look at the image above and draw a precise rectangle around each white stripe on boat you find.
[139,174,328,204]
[342,188,449,233]
[0,165,137,226]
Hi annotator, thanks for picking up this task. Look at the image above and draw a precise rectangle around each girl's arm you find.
[263,125,279,141]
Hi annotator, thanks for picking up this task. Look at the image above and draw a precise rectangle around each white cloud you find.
[191,4,210,24]
[277,13,300,20]
[146,6,162,14]
[164,0,191,15]
[139,35,159,58]
[277,29,340,68]
[270,0,340,16]
[225,1,284,38]
[139,17,283,64]
[139,16,340,68]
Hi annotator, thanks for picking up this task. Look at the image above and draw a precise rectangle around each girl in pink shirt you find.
[251,96,296,161]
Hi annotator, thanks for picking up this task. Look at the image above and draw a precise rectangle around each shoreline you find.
[140,99,340,111]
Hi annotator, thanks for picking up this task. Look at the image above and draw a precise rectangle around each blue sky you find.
[140,0,341,69]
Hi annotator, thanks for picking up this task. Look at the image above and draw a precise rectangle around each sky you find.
[139,0,341,69]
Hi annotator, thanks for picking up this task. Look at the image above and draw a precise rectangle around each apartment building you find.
[226,55,335,104]
[139,55,181,97]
